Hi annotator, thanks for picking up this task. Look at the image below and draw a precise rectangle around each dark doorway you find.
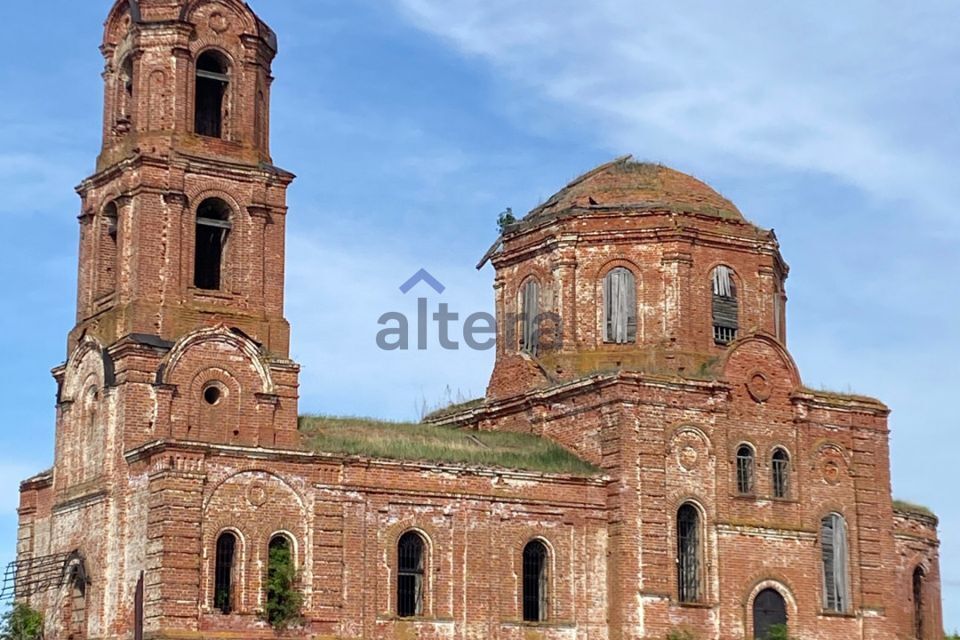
[753,588,787,639]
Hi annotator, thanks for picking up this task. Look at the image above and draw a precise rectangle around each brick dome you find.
[523,155,743,223]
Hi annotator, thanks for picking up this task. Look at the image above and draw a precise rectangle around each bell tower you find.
[73,0,293,356]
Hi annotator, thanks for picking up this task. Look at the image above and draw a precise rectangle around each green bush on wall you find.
[262,541,304,630]
[763,625,794,640]
[0,603,43,640]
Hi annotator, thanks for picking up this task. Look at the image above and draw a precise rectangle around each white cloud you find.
[392,0,960,223]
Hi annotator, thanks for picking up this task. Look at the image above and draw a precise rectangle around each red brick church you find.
[10,1,943,639]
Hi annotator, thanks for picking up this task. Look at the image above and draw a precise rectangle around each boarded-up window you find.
[736,445,755,495]
[913,566,925,638]
[603,267,637,344]
[214,532,237,614]
[195,51,229,138]
[519,279,540,355]
[821,513,849,613]
[774,280,785,342]
[116,56,135,133]
[194,198,232,291]
[772,448,790,499]
[96,202,119,299]
[397,532,425,617]
[677,503,701,603]
[712,266,738,345]
[522,540,548,622]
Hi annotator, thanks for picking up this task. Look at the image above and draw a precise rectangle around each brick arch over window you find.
[62,338,110,402]
[161,327,275,446]
[720,334,803,391]
[160,326,275,392]
[202,471,307,614]
[744,578,798,640]
[102,0,141,48]
[59,339,111,487]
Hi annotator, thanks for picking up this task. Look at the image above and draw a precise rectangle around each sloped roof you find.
[523,155,743,224]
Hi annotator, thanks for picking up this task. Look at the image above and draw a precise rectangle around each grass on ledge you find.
[893,499,935,517]
[298,415,600,476]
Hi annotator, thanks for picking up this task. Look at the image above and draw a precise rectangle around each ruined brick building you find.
[9,1,944,639]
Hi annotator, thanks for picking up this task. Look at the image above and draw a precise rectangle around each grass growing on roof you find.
[893,499,935,517]
[298,416,599,476]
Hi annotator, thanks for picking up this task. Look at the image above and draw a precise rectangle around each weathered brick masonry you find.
[12,1,942,639]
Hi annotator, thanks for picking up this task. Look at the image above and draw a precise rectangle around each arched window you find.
[83,385,104,480]
[117,56,135,131]
[214,532,237,614]
[711,265,738,345]
[820,513,849,613]
[774,278,786,342]
[603,267,637,344]
[195,51,229,138]
[65,556,89,637]
[677,503,702,603]
[913,565,925,638]
[753,588,787,639]
[265,535,299,626]
[522,540,548,622]
[194,198,232,290]
[397,532,425,618]
[519,279,541,355]
[736,445,755,495]
[96,202,119,298]
[772,448,790,499]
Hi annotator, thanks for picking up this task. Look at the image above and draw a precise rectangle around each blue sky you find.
[1,0,958,629]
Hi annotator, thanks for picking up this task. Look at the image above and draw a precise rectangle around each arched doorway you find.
[753,588,787,639]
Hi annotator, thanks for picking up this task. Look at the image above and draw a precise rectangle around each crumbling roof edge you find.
[124,438,608,484]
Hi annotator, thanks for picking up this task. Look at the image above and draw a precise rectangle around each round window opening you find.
[203,384,223,406]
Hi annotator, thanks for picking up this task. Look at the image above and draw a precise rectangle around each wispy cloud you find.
[392,0,960,223]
